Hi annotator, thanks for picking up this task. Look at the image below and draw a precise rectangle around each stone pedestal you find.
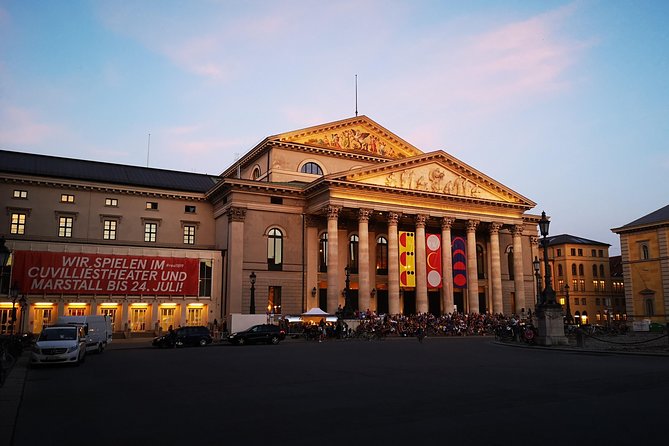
[535,304,568,346]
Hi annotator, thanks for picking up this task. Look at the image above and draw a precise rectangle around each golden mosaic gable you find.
[271,116,422,160]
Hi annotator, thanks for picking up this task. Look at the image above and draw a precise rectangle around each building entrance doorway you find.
[428,291,441,316]
[376,290,389,314]
[403,290,416,315]
[454,291,464,313]
[478,292,487,314]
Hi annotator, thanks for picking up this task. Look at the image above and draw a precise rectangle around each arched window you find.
[476,244,485,279]
[376,236,388,275]
[507,247,514,279]
[572,264,577,276]
[251,166,261,180]
[301,162,323,175]
[349,234,359,273]
[592,264,598,277]
[319,233,328,273]
[267,228,283,271]
[645,299,654,317]
[641,244,649,260]
[599,264,605,278]
[557,264,563,277]
[578,264,584,276]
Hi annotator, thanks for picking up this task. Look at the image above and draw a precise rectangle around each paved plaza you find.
[2,335,669,446]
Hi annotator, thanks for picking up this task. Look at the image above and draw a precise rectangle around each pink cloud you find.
[0,106,64,146]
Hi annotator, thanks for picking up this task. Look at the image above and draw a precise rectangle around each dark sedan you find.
[152,326,213,348]
[228,324,286,345]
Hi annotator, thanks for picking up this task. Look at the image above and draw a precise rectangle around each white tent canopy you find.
[301,307,330,316]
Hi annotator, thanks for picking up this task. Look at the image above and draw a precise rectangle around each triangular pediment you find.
[329,151,535,206]
[269,115,422,160]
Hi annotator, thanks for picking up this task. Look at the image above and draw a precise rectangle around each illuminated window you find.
[58,216,73,238]
[146,201,158,210]
[349,234,359,273]
[144,222,157,242]
[579,279,585,292]
[13,190,28,199]
[268,286,282,314]
[105,198,118,207]
[319,233,328,273]
[199,260,212,297]
[376,236,388,275]
[103,220,117,240]
[183,225,195,245]
[10,213,26,235]
[60,194,75,203]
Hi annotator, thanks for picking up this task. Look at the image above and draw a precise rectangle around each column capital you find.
[530,236,539,247]
[358,208,373,222]
[387,211,401,225]
[441,217,455,230]
[415,214,427,228]
[323,205,342,220]
[227,207,247,222]
[489,222,503,235]
[512,224,524,236]
[466,220,479,233]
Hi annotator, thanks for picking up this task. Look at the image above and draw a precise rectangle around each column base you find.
[535,304,568,346]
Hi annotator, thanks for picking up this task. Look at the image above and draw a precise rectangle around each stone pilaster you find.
[358,208,372,313]
[415,214,428,313]
[466,220,480,313]
[441,217,455,314]
[325,206,341,314]
[489,223,504,315]
[387,212,401,315]
[512,224,526,314]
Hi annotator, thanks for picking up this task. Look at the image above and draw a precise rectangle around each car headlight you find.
[67,345,80,353]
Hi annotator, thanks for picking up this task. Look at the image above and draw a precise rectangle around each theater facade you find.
[0,116,542,335]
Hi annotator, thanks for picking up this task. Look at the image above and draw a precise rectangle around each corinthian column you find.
[512,224,526,314]
[466,220,479,313]
[489,222,504,314]
[358,208,372,313]
[415,214,428,313]
[441,217,455,314]
[326,206,341,313]
[387,212,401,315]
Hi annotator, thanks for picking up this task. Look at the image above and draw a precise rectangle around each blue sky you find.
[1,0,668,254]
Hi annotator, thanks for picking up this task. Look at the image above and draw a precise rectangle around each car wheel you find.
[199,338,207,347]
[270,335,280,345]
[237,337,246,346]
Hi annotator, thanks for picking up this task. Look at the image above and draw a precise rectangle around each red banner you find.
[425,234,442,288]
[12,251,199,296]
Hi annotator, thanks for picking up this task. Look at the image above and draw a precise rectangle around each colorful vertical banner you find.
[425,233,442,288]
[399,231,416,287]
[452,236,467,289]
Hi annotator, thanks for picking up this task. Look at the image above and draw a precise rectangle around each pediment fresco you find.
[271,116,423,160]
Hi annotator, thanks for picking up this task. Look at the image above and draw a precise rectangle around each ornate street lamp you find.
[343,265,353,318]
[249,271,256,314]
[564,284,572,324]
[0,237,10,295]
[533,256,541,305]
[10,282,19,335]
[18,294,27,335]
[538,211,557,306]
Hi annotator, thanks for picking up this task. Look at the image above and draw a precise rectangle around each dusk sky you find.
[1,1,668,255]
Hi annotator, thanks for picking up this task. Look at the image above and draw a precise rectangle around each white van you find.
[31,325,87,366]
[56,315,113,353]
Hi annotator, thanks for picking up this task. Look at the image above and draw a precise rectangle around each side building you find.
[0,151,223,336]
[612,204,669,325]
[539,234,624,325]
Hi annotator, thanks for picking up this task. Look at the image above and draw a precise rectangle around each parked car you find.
[228,324,286,345]
[152,326,212,348]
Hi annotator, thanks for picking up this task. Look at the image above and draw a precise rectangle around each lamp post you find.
[18,294,27,335]
[9,282,19,335]
[564,284,572,324]
[343,265,353,318]
[0,237,10,296]
[249,271,256,314]
[538,211,557,306]
[533,256,541,305]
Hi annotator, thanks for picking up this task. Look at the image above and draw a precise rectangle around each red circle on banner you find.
[454,274,467,287]
[400,271,407,285]
[399,232,407,246]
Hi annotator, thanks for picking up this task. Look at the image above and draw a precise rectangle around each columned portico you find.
[441,217,454,314]
[489,222,504,314]
[387,212,401,315]
[466,220,479,313]
[415,214,428,313]
[358,208,372,313]
[326,206,341,313]
[512,224,526,314]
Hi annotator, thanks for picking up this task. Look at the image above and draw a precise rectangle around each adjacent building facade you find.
[539,234,625,325]
[612,205,669,324]
[1,116,545,335]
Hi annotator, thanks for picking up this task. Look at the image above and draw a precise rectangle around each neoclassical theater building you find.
[0,116,543,335]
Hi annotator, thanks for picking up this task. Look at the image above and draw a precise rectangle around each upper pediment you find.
[329,151,535,206]
[269,115,423,160]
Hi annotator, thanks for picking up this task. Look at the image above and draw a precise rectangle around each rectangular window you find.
[146,201,158,210]
[268,286,282,314]
[591,249,596,257]
[558,280,564,291]
[595,298,601,306]
[598,249,604,257]
[556,248,562,257]
[579,279,585,292]
[10,213,26,235]
[199,260,212,297]
[593,280,599,292]
[60,194,75,203]
[144,222,157,242]
[187,306,203,326]
[58,216,73,238]
[570,248,576,256]
[572,279,578,290]
[270,197,283,205]
[577,249,583,256]
[599,280,605,292]
[13,190,28,199]
[581,298,587,305]
[183,225,195,245]
[185,205,196,213]
[105,198,118,207]
[103,220,117,240]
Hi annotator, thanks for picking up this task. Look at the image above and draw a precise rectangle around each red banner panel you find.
[12,251,199,296]
[425,233,442,288]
